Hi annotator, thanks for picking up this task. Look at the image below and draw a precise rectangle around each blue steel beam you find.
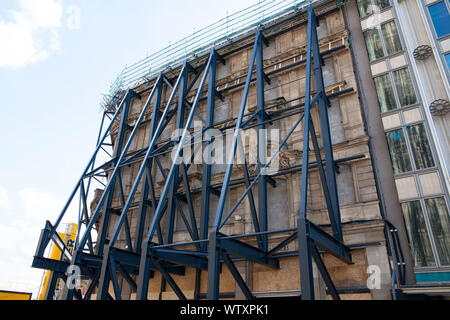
[150,248,208,270]
[143,53,215,243]
[199,51,220,251]
[95,70,188,298]
[297,5,351,301]
[165,64,189,245]
[76,78,162,253]
[134,77,163,253]
[207,31,261,300]
[63,78,163,300]
[311,242,340,301]
[255,28,269,252]
[222,251,255,300]
[297,5,320,301]
[219,237,279,269]
[37,90,134,257]
[136,49,216,299]
[96,91,133,256]
[41,4,354,301]
[310,8,343,243]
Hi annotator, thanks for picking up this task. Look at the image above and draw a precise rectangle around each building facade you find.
[33,0,450,300]
[355,0,450,285]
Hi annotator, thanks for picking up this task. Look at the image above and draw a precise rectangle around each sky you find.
[0,0,262,298]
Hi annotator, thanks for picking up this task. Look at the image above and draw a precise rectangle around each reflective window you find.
[402,201,436,267]
[375,0,391,10]
[393,68,417,107]
[381,21,402,55]
[357,0,373,18]
[407,123,435,170]
[386,129,412,174]
[374,74,396,112]
[445,53,450,70]
[358,0,391,18]
[364,29,384,61]
[428,1,450,38]
[425,198,450,266]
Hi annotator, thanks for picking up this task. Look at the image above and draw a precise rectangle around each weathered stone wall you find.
[102,2,392,300]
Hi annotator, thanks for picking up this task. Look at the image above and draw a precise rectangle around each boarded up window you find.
[328,98,345,145]
[268,179,289,230]
[336,164,356,206]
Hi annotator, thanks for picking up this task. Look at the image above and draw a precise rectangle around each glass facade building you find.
[357,0,450,280]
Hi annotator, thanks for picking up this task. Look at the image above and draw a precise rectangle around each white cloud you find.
[0,0,63,68]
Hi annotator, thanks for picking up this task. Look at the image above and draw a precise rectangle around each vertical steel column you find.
[298,218,314,300]
[138,54,214,299]
[197,52,221,298]
[206,231,221,300]
[200,53,218,251]
[165,64,189,244]
[310,9,342,242]
[96,93,133,256]
[81,78,163,300]
[298,5,315,301]
[207,32,261,300]
[135,77,164,253]
[255,28,269,251]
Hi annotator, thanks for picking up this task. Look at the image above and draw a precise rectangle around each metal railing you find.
[101,0,316,111]
[385,220,407,299]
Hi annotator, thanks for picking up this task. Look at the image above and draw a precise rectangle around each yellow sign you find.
[38,223,78,300]
[0,291,32,300]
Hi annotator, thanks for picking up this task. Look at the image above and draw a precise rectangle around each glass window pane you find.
[445,53,450,70]
[381,21,402,55]
[374,74,397,112]
[425,198,450,266]
[375,0,391,10]
[402,201,436,267]
[386,129,412,174]
[364,28,384,61]
[357,0,373,18]
[407,123,435,170]
[393,68,417,107]
[428,1,450,38]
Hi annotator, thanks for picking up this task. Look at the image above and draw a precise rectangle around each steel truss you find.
[33,5,356,300]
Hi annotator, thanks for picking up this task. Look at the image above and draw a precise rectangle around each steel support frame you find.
[33,5,354,301]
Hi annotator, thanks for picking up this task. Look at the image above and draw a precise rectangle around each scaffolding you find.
[33,2,407,300]
[101,0,317,112]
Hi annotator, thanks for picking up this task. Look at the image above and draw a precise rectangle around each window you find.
[363,21,402,62]
[364,29,384,61]
[407,123,435,170]
[393,68,417,107]
[425,198,450,266]
[374,68,418,113]
[375,0,391,9]
[402,201,436,267]
[428,1,450,38]
[357,0,373,18]
[381,21,402,55]
[386,129,412,174]
[445,53,450,70]
[374,74,396,112]
[357,0,391,18]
